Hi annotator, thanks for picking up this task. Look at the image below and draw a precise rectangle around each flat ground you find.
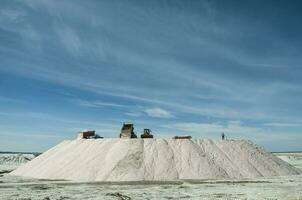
[0,152,301,200]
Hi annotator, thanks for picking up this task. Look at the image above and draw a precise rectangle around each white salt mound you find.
[11,139,301,182]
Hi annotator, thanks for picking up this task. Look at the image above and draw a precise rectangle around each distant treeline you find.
[271,151,302,153]
[0,151,42,156]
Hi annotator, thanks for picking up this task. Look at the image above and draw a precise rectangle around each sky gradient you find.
[1,0,302,152]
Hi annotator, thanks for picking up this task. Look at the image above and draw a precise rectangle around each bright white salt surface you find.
[11,139,301,182]
[0,154,34,172]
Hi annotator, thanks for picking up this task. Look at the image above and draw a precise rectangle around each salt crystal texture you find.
[10,139,301,182]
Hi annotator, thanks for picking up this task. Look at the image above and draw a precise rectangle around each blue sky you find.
[0,0,302,152]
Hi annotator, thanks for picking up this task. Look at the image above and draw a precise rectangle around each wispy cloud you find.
[0,96,23,103]
[0,9,25,23]
[144,108,174,118]
[0,111,119,129]
[73,99,127,108]
[0,111,49,118]
[0,132,67,139]
[163,121,260,136]
[263,122,301,127]
[1,0,302,151]
[56,26,82,56]
[125,112,143,117]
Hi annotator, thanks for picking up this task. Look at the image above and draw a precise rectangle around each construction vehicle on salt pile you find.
[173,135,192,139]
[77,130,103,139]
[119,124,154,139]
[120,123,138,138]
[141,129,154,138]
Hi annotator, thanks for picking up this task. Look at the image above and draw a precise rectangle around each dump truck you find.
[120,123,137,138]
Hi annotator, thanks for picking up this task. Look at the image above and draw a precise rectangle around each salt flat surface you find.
[11,139,301,181]
[276,152,302,171]
[0,154,34,172]
[0,152,302,199]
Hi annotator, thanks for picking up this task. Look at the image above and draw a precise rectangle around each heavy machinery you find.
[141,129,154,138]
[77,130,103,139]
[173,135,192,139]
[120,123,137,138]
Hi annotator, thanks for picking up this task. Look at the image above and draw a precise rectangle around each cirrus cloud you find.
[144,108,174,118]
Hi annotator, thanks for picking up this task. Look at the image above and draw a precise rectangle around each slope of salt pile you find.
[10,139,301,182]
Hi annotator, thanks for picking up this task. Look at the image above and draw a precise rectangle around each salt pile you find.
[11,139,301,182]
